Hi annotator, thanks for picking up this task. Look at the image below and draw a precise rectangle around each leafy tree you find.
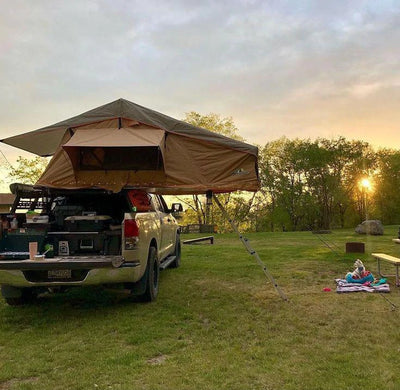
[374,149,400,224]
[176,195,207,225]
[183,112,245,141]
[259,137,377,231]
[260,138,311,230]
[330,139,375,225]
[8,156,48,184]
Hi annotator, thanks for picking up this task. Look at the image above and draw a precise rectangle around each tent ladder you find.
[212,194,288,301]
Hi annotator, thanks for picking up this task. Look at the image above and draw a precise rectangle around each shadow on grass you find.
[0,286,144,327]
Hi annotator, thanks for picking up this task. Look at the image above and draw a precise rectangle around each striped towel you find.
[335,279,390,293]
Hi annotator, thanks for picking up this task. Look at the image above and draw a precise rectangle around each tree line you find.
[258,136,399,231]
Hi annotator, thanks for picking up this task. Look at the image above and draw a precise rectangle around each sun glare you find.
[360,177,372,191]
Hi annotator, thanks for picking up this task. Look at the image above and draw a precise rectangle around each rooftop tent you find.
[1,98,260,194]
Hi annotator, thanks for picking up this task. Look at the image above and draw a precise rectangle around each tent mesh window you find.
[79,147,163,171]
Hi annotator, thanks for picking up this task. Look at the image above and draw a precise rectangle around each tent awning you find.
[63,126,165,148]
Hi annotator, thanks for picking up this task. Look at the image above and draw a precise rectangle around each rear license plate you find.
[48,269,72,279]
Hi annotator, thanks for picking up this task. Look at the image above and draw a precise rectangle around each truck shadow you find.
[38,286,140,309]
[0,286,162,346]
[2,286,143,320]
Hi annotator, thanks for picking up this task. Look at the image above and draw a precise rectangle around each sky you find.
[1,0,400,191]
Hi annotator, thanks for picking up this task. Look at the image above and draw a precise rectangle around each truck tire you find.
[170,233,181,268]
[5,297,25,306]
[140,246,159,302]
[3,288,37,306]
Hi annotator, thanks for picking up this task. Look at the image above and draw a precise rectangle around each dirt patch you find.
[146,354,167,366]
[0,377,39,390]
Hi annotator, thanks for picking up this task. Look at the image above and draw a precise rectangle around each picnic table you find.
[371,253,400,287]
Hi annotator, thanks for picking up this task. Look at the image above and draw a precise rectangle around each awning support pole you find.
[205,190,213,225]
[213,194,288,301]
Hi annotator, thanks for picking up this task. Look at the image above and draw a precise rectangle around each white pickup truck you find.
[0,184,182,305]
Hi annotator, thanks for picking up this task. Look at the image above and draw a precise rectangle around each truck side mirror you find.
[171,203,183,213]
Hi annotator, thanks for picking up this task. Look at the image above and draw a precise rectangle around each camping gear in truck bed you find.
[0,229,47,259]
[53,205,84,227]
[46,230,121,256]
[64,215,112,232]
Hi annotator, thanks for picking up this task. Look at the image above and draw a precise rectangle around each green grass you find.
[0,227,400,389]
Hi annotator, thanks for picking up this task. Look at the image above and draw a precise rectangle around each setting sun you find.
[360,177,373,191]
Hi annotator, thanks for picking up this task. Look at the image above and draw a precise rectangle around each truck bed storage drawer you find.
[0,231,46,254]
[47,231,121,256]
[64,216,112,232]
[49,233,104,255]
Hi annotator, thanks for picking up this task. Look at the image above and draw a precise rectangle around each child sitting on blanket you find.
[345,259,374,284]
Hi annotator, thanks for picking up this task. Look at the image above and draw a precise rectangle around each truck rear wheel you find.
[140,246,159,302]
[2,287,37,306]
[5,297,25,306]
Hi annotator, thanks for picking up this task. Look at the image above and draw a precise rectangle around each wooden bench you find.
[183,236,214,245]
[371,253,400,286]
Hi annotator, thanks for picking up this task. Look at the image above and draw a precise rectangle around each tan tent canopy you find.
[1,98,259,194]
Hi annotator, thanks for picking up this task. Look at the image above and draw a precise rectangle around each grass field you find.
[0,227,399,390]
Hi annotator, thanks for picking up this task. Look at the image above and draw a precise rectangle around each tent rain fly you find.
[1,98,259,194]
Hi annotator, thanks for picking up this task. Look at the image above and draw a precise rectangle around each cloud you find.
[0,0,400,152]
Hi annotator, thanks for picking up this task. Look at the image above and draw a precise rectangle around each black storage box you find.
[48,233,105,255]
[64,215,112,232]
[0,230,46,253]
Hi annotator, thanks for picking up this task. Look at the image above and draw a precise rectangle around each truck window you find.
[151,195,164,213]
[127,190,153,212]
[158,196,170,213]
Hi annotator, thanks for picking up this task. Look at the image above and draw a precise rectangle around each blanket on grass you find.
[335,279,390,293]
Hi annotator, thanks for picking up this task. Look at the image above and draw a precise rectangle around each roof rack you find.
[9,183,48,213]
